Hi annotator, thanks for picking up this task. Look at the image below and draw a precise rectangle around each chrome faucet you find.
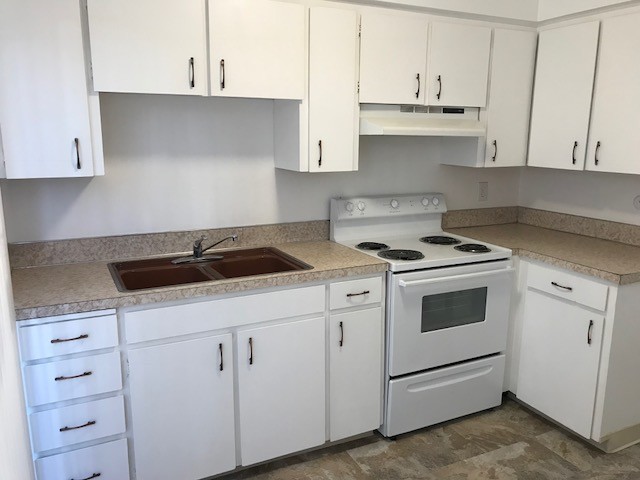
[171,234,238,264]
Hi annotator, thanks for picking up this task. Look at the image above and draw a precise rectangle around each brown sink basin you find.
[109,247,312,292]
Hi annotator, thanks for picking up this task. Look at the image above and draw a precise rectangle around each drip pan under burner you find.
[356,242,390,251]
[454,243,492,253]
[420,236,462,245]
[378,249,425,261]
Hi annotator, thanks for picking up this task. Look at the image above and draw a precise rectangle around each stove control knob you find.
[432,197,440,207]
[390,199,399,209]
[345,202,354,212]
[421,197,429,207]
[357,201,366,212]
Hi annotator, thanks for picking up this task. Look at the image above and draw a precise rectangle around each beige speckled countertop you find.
[12,241,387,321]
[449,223,640,285]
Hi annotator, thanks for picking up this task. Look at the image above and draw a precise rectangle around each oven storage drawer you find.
[19,314,118,362]
[30,395,126,453]
[330,277,383,310]
[35,438,130,480]
[527,262,608,311]
[385,355,505,437]
[24,351,123,407]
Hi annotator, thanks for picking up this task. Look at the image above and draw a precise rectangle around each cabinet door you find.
[528,22,599,170]
[308,7,359,172]
[427,22,491,107]
[128,334,235,480]
[0,0,96,178]
[587,13,640,175]
[329,307,383,441]
[237,317,325,466]
[87,0,207,95]
[485,29,537,167]
[209,0,305,100]
[517,290,603,438]
[359,12,428,104]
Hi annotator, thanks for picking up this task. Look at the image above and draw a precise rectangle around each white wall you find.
[537,0,639,20]
[519,168,640,225]
[1,94,520,243]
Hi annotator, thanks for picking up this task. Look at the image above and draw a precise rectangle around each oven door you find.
[387,260,514,377]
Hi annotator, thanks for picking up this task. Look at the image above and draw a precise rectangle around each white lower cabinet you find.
[329,307,383,441]
[237,317,326,465]
[128,334,236,480]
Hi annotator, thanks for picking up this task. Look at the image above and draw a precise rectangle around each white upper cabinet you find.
[528,22,600,170]
[307,6,360,172]
[359,11,428,105]
[587,13,640,175]
[484,29,537,167]
[87,0,208,95]
[0,0,101,178]
[427,22,491,107]
[209,0,305,100]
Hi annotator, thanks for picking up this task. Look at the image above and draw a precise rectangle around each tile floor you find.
[228,397,640,479]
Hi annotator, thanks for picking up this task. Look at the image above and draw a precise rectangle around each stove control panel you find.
[331,193,447,220]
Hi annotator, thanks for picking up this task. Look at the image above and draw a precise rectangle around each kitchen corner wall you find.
[0,94,520,243]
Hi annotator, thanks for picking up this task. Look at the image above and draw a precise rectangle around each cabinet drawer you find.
[527,262,609,311]
[30,396,126,453]
[24,351,122,407]
[125,285,325,344]
[330,277,382,310]
[35,438,130,480]
[19,314,118,362]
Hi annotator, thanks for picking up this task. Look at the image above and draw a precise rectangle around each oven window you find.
[421,287,488,333]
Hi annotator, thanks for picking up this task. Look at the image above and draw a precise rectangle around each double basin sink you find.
[109,247,312,292]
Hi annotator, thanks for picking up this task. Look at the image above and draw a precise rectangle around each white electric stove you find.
[330,193,514,438]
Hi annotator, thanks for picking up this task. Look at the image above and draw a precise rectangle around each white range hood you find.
[359,104,485,137]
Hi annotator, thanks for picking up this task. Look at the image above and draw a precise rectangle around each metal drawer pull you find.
[492,140,498,162]
[51,334,89,344]
[339,321,344,347]
[74,138,81,170]
[346,290,370,298]
[55,371,92,382]
[587,320,594,345]
[415,73,420,98]
[572,141,578,165]
[249,337,253,365]
[219,343,224,372]
[318,140,322,167]
[70,473,101,480]
[551,281,573,292]
[436,75,442,100]
[595,141,601,166]
[189,57,195,89]
[59,420,96,432]
[220,59,225,90]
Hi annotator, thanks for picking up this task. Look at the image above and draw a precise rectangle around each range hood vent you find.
[359,104,485,137]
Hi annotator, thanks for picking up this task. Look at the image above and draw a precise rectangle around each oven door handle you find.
[398,268,515,288]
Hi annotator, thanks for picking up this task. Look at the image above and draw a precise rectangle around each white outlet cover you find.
[633,195,640,210]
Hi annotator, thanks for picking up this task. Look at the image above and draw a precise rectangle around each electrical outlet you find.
[634,195,640,210]
[478,182,489,202]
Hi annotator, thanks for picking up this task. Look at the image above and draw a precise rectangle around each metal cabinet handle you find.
[71,474,101,480]
[55,371,92,382]
[51,334,88,344]
[415,73,420,99]
[248,337,253,365]
[587,320,594,345]
[220,59,225,90]
[551,281,573,292]
[60,420,96,432]
[346,290,370,298]
[189,57,195,89]
[339,321,344,347]
[572,141,578,165]
[491,140,498,162]
[318,140,322,167]
[74,138,81,170]
[436,75,442,100]
[595,141,601,166]
[219,343,224,371]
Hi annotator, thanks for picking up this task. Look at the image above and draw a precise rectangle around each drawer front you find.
[385,355,505,437]
[30,396,126,453]
[527,262,609,311]
[24,351,122,407]
[125,285,325,344]
[19,314,118,362]
[330,277,383,310]
[35,438,130,480]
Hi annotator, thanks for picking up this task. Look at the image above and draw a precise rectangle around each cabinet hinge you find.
[358,23,361,38]
[357,81,360,94]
